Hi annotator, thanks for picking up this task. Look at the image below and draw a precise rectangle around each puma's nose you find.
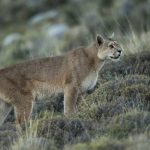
[117,49,122,53]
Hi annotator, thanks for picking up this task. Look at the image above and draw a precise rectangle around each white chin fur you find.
[110,57,120,62]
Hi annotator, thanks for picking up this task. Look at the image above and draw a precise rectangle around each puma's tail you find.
[0,100,12,126]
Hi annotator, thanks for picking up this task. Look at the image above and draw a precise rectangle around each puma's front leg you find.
[64,85,78,116]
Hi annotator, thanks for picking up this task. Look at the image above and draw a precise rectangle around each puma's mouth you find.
[110,55,120,59]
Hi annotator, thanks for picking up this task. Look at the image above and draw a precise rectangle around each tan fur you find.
[0,35,122,124]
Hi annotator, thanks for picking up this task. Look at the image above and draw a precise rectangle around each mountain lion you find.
[0,35,122,124]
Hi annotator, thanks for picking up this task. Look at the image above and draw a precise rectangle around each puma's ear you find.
[96,35,104,46]
[109,32,114,39]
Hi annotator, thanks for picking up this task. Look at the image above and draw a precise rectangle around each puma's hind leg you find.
[14,99,33,125]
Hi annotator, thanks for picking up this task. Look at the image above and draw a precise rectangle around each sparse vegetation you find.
[0,0,150,150]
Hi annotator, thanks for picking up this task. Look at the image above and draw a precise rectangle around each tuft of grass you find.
[11,120,57,150]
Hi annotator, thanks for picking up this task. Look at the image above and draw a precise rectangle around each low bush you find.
[38,118,93,149]
[77,75,150,120]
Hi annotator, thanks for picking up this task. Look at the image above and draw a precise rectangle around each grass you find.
[0,1,150,149]
[0,27,150,149]
[64,134,150,150]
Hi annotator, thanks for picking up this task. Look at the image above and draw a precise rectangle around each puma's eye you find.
[109,45,114,48]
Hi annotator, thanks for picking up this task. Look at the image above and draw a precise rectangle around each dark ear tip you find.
[96,34,101,39]
[96,34,103,46]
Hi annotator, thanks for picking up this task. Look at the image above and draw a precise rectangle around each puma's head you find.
[96,34,122,61]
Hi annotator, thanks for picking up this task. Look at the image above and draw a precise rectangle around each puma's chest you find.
[81,73,98,92]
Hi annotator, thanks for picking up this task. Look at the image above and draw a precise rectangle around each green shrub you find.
[38,118,92,149]
[77,75,150,120]
[107,110,150,138]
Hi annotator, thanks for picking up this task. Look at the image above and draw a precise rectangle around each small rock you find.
[3,33,22,46]
[29,10,59,25]
[46,23,69,38]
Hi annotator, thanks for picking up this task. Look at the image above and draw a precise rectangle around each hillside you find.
[0,0,150,150]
